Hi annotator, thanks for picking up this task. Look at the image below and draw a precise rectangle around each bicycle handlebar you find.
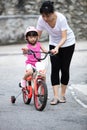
[28,49,53,61]
[27,49,53,61]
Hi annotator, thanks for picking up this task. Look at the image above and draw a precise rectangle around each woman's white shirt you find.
[36,12,75,47]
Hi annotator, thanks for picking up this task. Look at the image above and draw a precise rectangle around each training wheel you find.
[11,96,16,104]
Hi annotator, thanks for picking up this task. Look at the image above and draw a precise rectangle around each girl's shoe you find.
[21,79,26,87]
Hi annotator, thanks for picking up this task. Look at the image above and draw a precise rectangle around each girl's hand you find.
[22,47,28,54]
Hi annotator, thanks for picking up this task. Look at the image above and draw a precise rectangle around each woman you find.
[36,1,75,105]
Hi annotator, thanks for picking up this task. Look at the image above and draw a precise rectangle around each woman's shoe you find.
[50,98,60,105]
[59,96,66,103]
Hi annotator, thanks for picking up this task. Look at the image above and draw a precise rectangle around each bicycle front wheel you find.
[34,80,48,111]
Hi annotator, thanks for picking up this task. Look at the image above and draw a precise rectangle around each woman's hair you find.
[26,31,38,37]
[40,1,54,15]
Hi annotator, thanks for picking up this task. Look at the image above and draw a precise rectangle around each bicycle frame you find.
[21,68,47,111]
[25,71,43,97]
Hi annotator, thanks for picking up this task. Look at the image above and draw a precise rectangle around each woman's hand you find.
[50,46,59,55]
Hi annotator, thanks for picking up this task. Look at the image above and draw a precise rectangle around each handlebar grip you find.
[47,51,54,56]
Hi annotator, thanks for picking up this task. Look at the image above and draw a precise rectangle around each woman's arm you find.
[38,30,48,52]
[37,30,43,39]
[40,43,48,52]
[51,30,67,54]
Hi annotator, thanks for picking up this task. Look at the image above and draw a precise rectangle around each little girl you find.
[21,26,47,87]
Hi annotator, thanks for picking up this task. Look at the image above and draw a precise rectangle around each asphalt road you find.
[0,41,87,130]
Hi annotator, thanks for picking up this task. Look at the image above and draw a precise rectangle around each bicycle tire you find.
[34,80,48,111]
[22,87,32,104]
[11,96,16,104]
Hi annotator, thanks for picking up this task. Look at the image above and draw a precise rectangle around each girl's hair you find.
[26,31,38,37]
[40,1,54,15]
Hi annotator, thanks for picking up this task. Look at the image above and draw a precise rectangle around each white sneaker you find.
[21,79,26,87]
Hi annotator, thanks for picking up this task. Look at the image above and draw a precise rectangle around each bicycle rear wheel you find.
[34,80,48,111]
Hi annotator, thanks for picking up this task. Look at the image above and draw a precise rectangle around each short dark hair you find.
[26,31,38,37]
[40,1,54,15]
